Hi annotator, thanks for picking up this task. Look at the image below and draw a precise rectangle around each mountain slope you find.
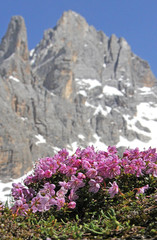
[0,10,157,181]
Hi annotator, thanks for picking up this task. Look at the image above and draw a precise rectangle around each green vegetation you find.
[0,146,157,239]
[0,176,156,239]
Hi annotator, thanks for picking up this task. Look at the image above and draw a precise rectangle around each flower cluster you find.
[11,146,157,215]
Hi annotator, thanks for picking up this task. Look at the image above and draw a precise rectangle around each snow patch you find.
[119,76,123,81]
[103,85,123,96]
[123,114,150,137]
[29,48,35,57]
[30,49,37,65]
[118,102,157,149]
[75,78,102,90]
[35,134,46,145]
[117,136,147,150]
[21,117,28,121]
[85,101,96,108]
[47,43,53,49]
[140,87,151,92]
[9,76,20,82]
[139,87,154,95]
[78,134,85,140]
[94,105,111,116]
[66,142,78,155]
[97,94,104,98]
[30,58,35,65]
[0,170,33,204]
[77,90,87,97]
[52,146,61,153]
[89,134,107,151]
[119,76,131,87]
[137,102,157,121]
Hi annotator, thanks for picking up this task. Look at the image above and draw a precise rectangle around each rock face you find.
[0,11,157,181]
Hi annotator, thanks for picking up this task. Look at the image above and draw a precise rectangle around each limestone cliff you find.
[0,11,157,181]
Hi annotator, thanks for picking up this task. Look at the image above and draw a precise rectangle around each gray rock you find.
[0,10,157,180]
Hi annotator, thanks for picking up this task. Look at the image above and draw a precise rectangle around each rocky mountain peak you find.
[0,16,31,84]
[0,11,157,182]
[57,10,89,31]
[0,16,29,61]
[54,10,90,44]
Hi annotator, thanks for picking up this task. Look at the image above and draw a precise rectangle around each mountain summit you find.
[0,11,157,181]
[0,16,28,60]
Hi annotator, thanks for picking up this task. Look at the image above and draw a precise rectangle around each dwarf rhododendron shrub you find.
[11,146,157,216]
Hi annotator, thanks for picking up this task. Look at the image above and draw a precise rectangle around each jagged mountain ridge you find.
[0,10,157,181]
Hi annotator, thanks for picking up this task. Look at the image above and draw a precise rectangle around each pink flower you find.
[77,172,86,179]
[59,181,70,190]
[40,183,55,196]
[10,145,157,216]
[68,189,79,201]
[49,198,57,206]
[136,185,149,199]
[132,158,146,177]
[34,168,45,180]
[123,149,131,158]
[69,175,85,191]
[56,187,68,198]
[11,183,24,200]
[82,160,91,170]
[31,193,50,213]
[88,179,100,193]
[121,158,130,167]
[94,176,103,183]
[44,169,53,178]
[65,166,77,177]
[86,168,97,178]
[81,146,95,159]
[24,174,34,185]
[107,164,121,179]
[58,148,69,159]
[108,181,119,198]
[107,146,117,154]
[147,163,157,177]
[11,183,35,202]
[68,155,81,168]
[75,147,82,157]
[68,201,76,209]
[59,163,68,174]
[56,197,65,210]
[44,158,59,174]
[97,162,109,178]
[11,200,29,216]
[123,163,137,175]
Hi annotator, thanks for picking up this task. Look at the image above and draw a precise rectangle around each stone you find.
[0,10,157,180]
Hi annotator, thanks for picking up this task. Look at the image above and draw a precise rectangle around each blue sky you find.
[0,0,157,77]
